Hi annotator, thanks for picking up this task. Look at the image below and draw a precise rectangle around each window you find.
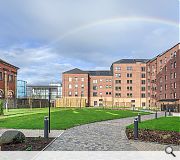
[174,92,177,98]
[127,73,132,77]
[141,80,146,85]
[141,67,146,72]
[9,75,13,82]
[109,92,112,95]
[174,72,176,78]
[75,84,78,88]
[93,86,98,90]
[115,93,121,97]
[109,79,112,82]
[81,78,84,81]
[127,86,132,91]
[165,75,167,81]
[109,85,112,88]
[127,66,132,70]
[100,79,103,82]
[165,66,167,71]
[142,102,146,107]
[100,92,102,96]
[81,91,84,97]
[141,87,146,91]
[141,93,146,98]
[68,84,72,89]
[165,84,167,90]
[141,73,146,78]
[115,73,121,78]
[93,92,97,97]
[0,72,2,80]
[174,62,176,68]
[93,80,97,84]
[160,77,162,83]
[106,85,109,88]
[81,84,84,89]
[160,86,162,91]
[106,79,109,82]
[75,77,78,82]
[115,80,121,84]
[174,82,176,89]
[160,60,162,65]
[165,94,167,99]
[174,51,177,57]
[99,85,102,89]
[127,93,132,97]
[69,77,72,82]
[115,86,121,91]
[115,66,121,71]
[165,57,167,64]
[106,92,108,95]
[75,92,78,96]
[127,80,132,84]
[68,91,72,96]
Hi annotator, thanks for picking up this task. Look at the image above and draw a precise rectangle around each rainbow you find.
[48,16,179,46]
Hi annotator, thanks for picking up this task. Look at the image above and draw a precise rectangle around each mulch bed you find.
[126,128,180,145]
[1,137,54,151]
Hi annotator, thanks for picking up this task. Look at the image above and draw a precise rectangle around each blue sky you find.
[0,0,179,84]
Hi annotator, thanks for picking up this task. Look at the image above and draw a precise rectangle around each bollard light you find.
[134,118,138,140]
[44,116,49,138]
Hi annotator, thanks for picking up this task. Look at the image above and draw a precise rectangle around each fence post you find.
[44,116,49,138]
[134,118,138,140]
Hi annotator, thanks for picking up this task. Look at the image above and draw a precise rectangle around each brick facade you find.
[62,43,180,110]
[0,59,19,99]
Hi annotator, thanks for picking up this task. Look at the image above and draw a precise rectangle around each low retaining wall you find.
[126,128,180,145]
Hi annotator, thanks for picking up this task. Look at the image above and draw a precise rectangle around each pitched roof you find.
[112,59,149,64]
[63,68,87,74]
[63,68,112,76]
[0,59,19,69]
[88,70,112,76]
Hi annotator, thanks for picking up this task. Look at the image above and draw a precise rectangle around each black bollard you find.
[165,111,167,117]
[155,111,157,119]
[138,114,141,123]
[44,116,49,138]
[134,118,138,140]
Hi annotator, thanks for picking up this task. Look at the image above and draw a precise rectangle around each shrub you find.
[0,100,4,115]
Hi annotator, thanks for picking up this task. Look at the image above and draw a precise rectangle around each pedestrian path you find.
[46,112,180,151]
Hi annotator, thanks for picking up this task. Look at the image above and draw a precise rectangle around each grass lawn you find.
[0,108,150,130]
[127,117,180,132]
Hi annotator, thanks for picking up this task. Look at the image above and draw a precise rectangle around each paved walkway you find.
[46,112,180,151]
[0,129,64,138]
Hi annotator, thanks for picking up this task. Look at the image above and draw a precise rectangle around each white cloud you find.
[0,0,178,84]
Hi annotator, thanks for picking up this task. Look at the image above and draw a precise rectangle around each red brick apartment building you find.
[62,43,180,110]
[0,59,19,99]
[146,43,180,111]
[62,59,148,108]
